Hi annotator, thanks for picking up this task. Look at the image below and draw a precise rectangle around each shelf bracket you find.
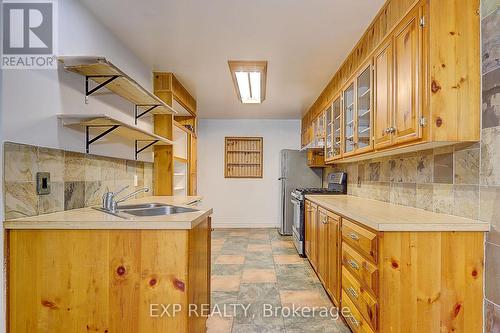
[85,75,120,103]
[85,125,120,153]
[134,105,160,124]
[135,140,159,160]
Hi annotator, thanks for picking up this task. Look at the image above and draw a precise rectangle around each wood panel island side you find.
[4,196,212,333]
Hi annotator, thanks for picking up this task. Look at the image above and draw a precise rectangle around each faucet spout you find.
[102,187,149,212]
[115,187,149,204]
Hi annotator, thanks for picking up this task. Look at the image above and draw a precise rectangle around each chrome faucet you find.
[102,186,149,212]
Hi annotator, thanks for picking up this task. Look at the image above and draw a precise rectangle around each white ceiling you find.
[80,0,385,119]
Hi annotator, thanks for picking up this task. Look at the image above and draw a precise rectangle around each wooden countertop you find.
[305,195,490,232]
[4,196,212,230]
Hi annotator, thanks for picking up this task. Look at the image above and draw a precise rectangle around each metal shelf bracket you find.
[85,125,120,153]
[85,75,120,103]
[134,105,160,124]
[135,140,159,160]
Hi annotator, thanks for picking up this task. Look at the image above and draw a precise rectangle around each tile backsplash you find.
[324,143,481,220]
[3,142,153,220]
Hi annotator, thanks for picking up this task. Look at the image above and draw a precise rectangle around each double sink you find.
[95,203,198,218]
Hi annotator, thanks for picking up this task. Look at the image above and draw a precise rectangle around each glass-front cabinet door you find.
[356,65,372,152]
[332,97,342,158]
[315,111,325,148]
[325,104,333,159]
[343,82,355,155]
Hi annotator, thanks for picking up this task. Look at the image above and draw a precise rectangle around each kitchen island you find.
[4,196,212,333]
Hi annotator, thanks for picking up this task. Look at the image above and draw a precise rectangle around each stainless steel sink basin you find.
[116,203,167,210]
[121,205,198,216]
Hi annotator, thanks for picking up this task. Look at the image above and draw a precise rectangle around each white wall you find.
[0,1,155,331]
[1,0,155,161]
[198,119,301,228]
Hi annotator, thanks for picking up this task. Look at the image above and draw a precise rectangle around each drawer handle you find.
[349,232,360,241]
[347,259,360,271]
[347,287,358,299]
[322,218,328,224]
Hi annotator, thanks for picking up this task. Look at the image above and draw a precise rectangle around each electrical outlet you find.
[134,174,138,187]
[36,172,51,195]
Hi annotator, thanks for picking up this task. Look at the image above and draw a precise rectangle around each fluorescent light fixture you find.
[229,61,267,104]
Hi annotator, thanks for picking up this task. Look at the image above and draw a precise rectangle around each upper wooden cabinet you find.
[374,4,422,149]
[391,5,422,145]
[325,96,342,161]
[373,40,393,149]
[302,0,480,162]
[342,63,373,158]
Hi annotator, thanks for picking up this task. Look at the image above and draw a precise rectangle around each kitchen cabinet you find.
[301,0,480,163]
[325,209,341,304]
[304,197,485,332]
[305,204,341,306]
[355,65,373,153]
[306,149,325,168]
[314,111,326,149]
[6,217,212,333]
[325,96,342,161]
[342,63,373,157]
[304,201,318,269]
[392,5,422,145]
[343,81,356,155]
[317,208,329,284]
[373,40,393,149]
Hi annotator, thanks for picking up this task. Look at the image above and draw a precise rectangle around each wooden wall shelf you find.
[58,113,173,158]
[224,137,263,178]
[59,56,177,120]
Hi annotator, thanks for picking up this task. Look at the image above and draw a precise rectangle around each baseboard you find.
[213,223,278,229]
[211,217,279,229]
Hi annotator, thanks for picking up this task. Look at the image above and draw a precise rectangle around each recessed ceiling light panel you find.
[229,61,267,104]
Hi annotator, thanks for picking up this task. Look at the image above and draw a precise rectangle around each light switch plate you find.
[36,172,51,195]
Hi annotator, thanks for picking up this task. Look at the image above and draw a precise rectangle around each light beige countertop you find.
[4,196,212,230]
[305,195,490,232]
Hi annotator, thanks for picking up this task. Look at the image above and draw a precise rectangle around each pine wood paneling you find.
[378,231,484,332]
[6,219,211,333]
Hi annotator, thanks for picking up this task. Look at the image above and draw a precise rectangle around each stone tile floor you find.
[207,228,351,333]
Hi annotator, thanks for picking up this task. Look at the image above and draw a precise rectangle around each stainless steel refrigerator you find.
[279,149,322,235]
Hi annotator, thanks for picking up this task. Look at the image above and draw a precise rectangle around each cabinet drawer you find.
[341,290,376,333]
[342,219,378,264]
[342,243,378,296]
[342,267,378,330]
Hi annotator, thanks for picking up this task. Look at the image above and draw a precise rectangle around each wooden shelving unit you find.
[59,56,177,123]
[58,113,173,158]
[224,137,263,178]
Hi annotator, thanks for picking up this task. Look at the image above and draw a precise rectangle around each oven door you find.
[291,196,305,256]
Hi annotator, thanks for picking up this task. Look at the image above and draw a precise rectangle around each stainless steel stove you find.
[291,172,347,256]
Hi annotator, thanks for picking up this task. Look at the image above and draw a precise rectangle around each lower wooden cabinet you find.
[304,199,484,332]
[6,218,212,333]
[305,201,318,269]
[317,208,329,284]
